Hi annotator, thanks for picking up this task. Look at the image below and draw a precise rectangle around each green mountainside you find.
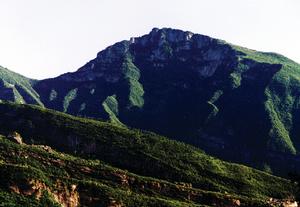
[0,101,297,206]
[1,28,300,176]
[30,28,300,175]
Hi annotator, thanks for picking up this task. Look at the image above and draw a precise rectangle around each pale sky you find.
[0,0,299,79]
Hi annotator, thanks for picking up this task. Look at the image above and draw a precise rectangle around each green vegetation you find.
[0,102,296,206]
[12,86,25,104]
[0,107,295,206]
[49,89,58,101]
[90,88,95,95]
[102,94,123,125]
[209,90,223,103]
[122,56,144,108]
[231,45,298,65]
[229,72,241,88]
[265,88,296,154]
[2,28,300,177]
[0,65,43,106]
[79,102,86,112]
[233,44,300,155]
[2,28,300,181]
[63,88,78,112]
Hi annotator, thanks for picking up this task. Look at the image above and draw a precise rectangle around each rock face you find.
[1,28,300,175]
[268,198,298,207]
[7,131,23,145]
[9,179,79,207]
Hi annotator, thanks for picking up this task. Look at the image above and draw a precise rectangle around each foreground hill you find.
[0,101,297,206]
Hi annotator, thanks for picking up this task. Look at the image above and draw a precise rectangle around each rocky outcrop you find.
[268,198,298,207]
[9,179,79,207]
[7,131,23,145]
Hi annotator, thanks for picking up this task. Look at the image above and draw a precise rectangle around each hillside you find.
[0,101,297,206]
[0,65,42,106]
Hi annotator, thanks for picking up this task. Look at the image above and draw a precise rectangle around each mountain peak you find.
[149,27,194,41]
[88,28,222,70]
[134,27,196,47]
[55,28,235,83]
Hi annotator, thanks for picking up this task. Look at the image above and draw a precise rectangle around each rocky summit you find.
[1,28,300,177]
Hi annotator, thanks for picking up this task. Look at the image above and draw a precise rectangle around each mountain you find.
[0,101,297,206]
[1,28,300,176]
[29,28,300,175]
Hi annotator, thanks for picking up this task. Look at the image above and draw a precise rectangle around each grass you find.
[0,133,284,207]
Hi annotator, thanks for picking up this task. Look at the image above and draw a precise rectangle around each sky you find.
[0,0,299,79]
